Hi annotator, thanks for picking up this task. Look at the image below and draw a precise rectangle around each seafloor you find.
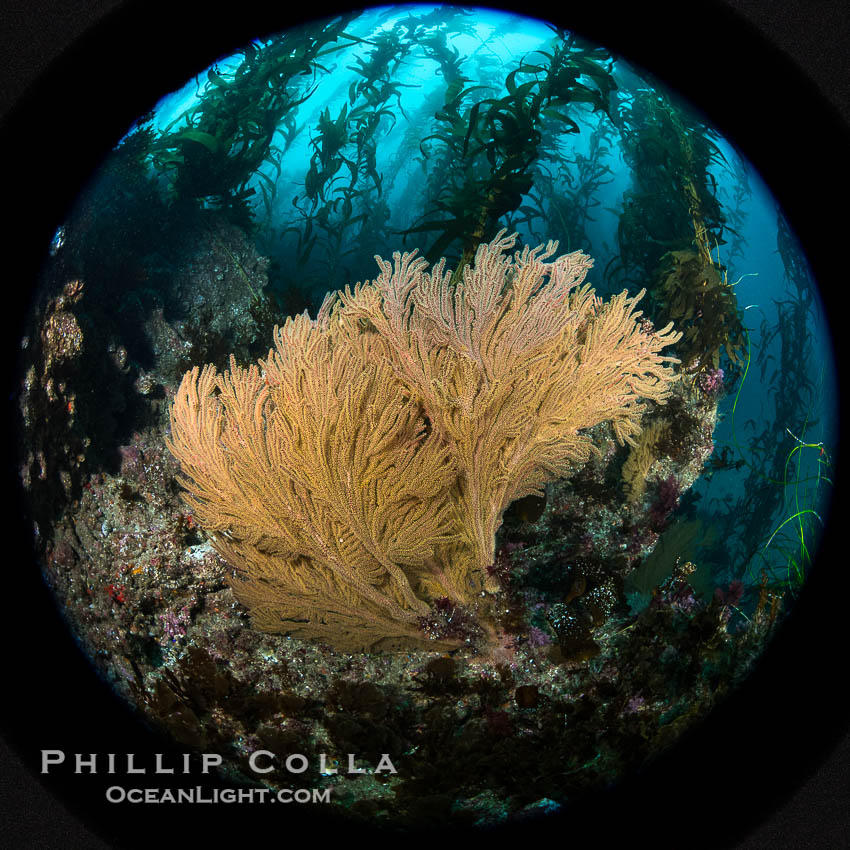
[19,213,782,830]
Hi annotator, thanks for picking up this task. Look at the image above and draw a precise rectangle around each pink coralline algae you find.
[698,367,725,395]
[527,626,551,647]
[715,580,745,608]
[649,474,681,529]
[160,606,193,644]
[624,694,647,714]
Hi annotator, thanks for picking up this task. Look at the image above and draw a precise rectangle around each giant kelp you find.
[512,119,616,258]
[701,211,830,596]
[410,28,616,269]
[284,25,412,287]
[606,79,745,375]
[120,13,622,309]
[274,8,478,305]
[148,14,359,228]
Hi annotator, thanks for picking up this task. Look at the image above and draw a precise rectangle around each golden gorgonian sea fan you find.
[167,231,681,651]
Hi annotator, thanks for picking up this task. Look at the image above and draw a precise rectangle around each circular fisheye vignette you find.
[9,0,844,836]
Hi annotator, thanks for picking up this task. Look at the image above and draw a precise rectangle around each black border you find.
[1,1,847,847]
